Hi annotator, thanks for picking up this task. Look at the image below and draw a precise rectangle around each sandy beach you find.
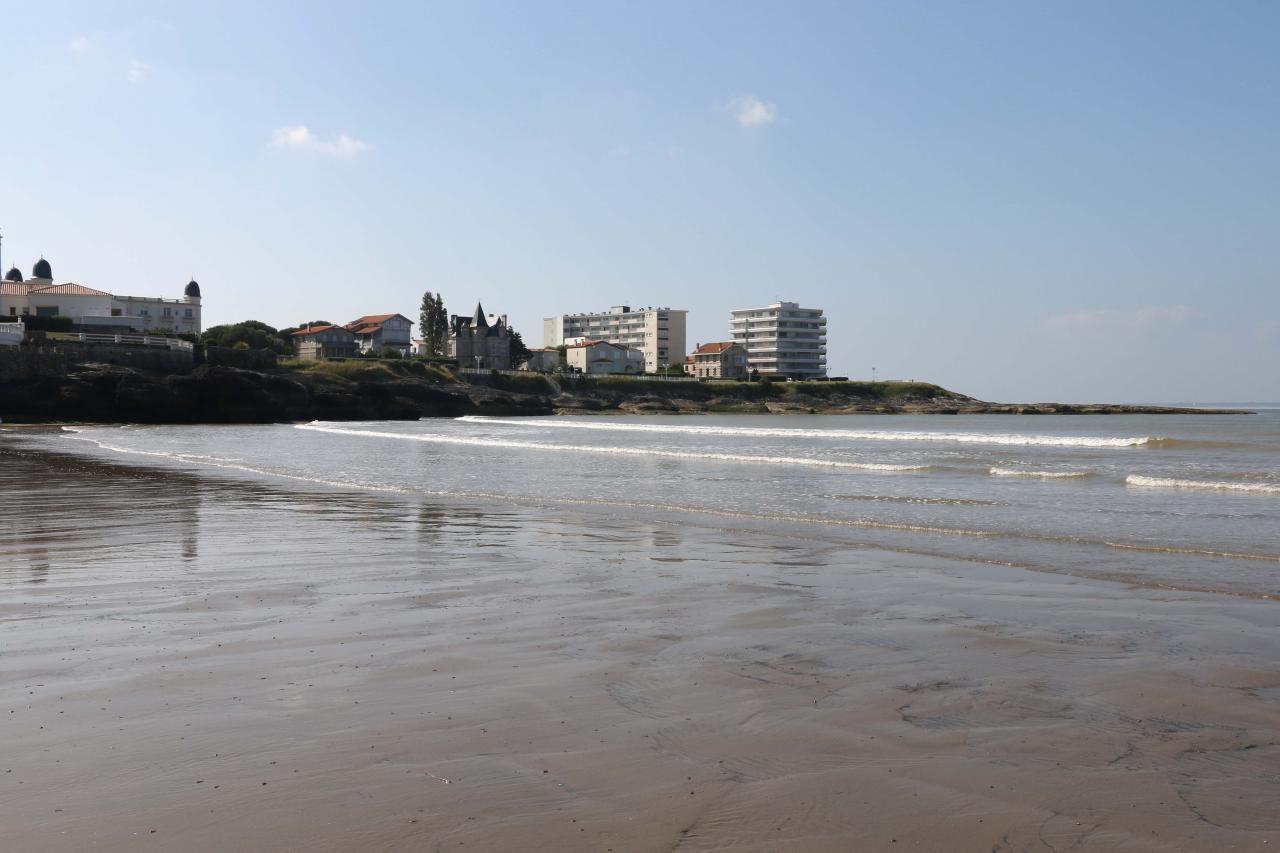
[2,435,1278,852]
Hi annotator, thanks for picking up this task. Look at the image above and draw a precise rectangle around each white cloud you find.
[727,95,778,128]
[69,35,91,55]
[271,125,370,157]
[1040,305,1194,332]
[126,59,149,83]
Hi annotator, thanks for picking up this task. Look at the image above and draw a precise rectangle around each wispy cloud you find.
[126,59,149,84]
[727,95,777,128]
[271,125,369,157]
[69,35,91,55]
[1040,305,1194,332]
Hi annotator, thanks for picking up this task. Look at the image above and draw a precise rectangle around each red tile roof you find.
[345,313,412,331]
[291,324,349,336]
[1,281,113,297]
[568,339,631,350]
[693,341,736,355]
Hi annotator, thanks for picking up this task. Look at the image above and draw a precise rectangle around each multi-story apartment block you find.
[729,301,827,379]
[543,305,686,372]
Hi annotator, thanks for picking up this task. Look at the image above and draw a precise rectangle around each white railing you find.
[62,332,194,351]
[0,322,23,347]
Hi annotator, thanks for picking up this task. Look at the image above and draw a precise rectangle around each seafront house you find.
[291,324,359,360]
[689,341,749,379]
[1,257,202,336]
[344,313,414,356]
[729,301,827,379]
[565,339,646,375]
[449,302,512,370]
[543,305,686,373]
[520,348,560,372]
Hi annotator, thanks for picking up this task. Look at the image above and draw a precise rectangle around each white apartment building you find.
[729,301,827,379]
[543,305,686,372]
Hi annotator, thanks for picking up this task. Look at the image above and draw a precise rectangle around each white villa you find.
[565,339,646,375]
[1,257,202,336]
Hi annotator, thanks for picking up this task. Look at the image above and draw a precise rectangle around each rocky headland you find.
[0,350,1252,424]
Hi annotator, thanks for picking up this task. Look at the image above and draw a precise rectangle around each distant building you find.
[521,348,560,372]
[345,313,414,355]
[543,305,686,373]
[291,324,358,360]
[450,302,511,369]
[729,301,827,379]
[1,256,202,335]
[565,339,646,375]
[683,353,695,375]
[689,341,748,379]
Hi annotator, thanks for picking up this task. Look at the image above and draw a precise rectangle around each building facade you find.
[345,313,414,355]
[291,324,358,360]
[521,348,561,372]
[543,305,686,373]
[1,258,202,335]
[729,301,827,379]
[565,339,646,375]
[450,303,511,369]
[689,341,748,379]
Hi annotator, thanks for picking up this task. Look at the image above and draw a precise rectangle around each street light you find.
[872,366,877,383]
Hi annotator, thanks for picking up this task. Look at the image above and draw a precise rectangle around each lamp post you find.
[474,355,482,370]
[872,366,877,383]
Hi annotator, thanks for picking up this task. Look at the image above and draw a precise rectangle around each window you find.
[7,307,14,316]
[184,309,192,318]
[163,307,172,317]
[139,309,149,317]
[111,308,122,316]
[36,306,59,317]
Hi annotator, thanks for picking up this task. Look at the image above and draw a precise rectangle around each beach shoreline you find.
[2,437,1278,851]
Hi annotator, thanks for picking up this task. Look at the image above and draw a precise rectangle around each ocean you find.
[38,411,1280,597]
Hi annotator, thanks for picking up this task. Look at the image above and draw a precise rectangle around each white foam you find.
[990,467,1090,479]
[1125,475,1280,495]
[296,423,926,472]
[458,416,1156,448]
[59,431,410,493]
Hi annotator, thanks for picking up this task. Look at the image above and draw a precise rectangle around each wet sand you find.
[2,444,1279,851]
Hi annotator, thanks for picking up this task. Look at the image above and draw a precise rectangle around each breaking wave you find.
[989,467,1091,479]
[1125,475,1280,495]
[296,423,926,471]
[458,416,1156,448]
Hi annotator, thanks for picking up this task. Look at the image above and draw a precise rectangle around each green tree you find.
[419,292,450,356]
[508,327,532,365]
[201,320,292,355]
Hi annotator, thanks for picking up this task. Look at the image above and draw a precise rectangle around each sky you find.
[2,0,1277,403]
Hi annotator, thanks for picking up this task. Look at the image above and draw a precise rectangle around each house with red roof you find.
[291,324,358,360]
[344,313,414,356]
[688,341,748,379]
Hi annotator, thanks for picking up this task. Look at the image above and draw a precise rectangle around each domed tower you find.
[184,279,201,303]
[32,258,52,280]
[4,266,22,283]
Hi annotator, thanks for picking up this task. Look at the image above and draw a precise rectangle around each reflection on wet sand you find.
[1,442,1279,852]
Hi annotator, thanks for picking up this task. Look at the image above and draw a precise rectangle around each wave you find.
[457,416,1157,448]
[58,431,412,494]
[296,423,927,471]
[989,467,1091,479]
[1126,475,1280,495]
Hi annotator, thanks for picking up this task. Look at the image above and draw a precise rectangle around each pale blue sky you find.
[3,1,1276,402]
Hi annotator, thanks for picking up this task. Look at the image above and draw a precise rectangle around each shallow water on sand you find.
[2,415,1279,852]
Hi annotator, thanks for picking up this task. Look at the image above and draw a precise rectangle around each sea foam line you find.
[296,423,926,471]
[58,430,412,494]
[457,416,1156,448]
[989,467,1091,479]
[1125,475,1280,495]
